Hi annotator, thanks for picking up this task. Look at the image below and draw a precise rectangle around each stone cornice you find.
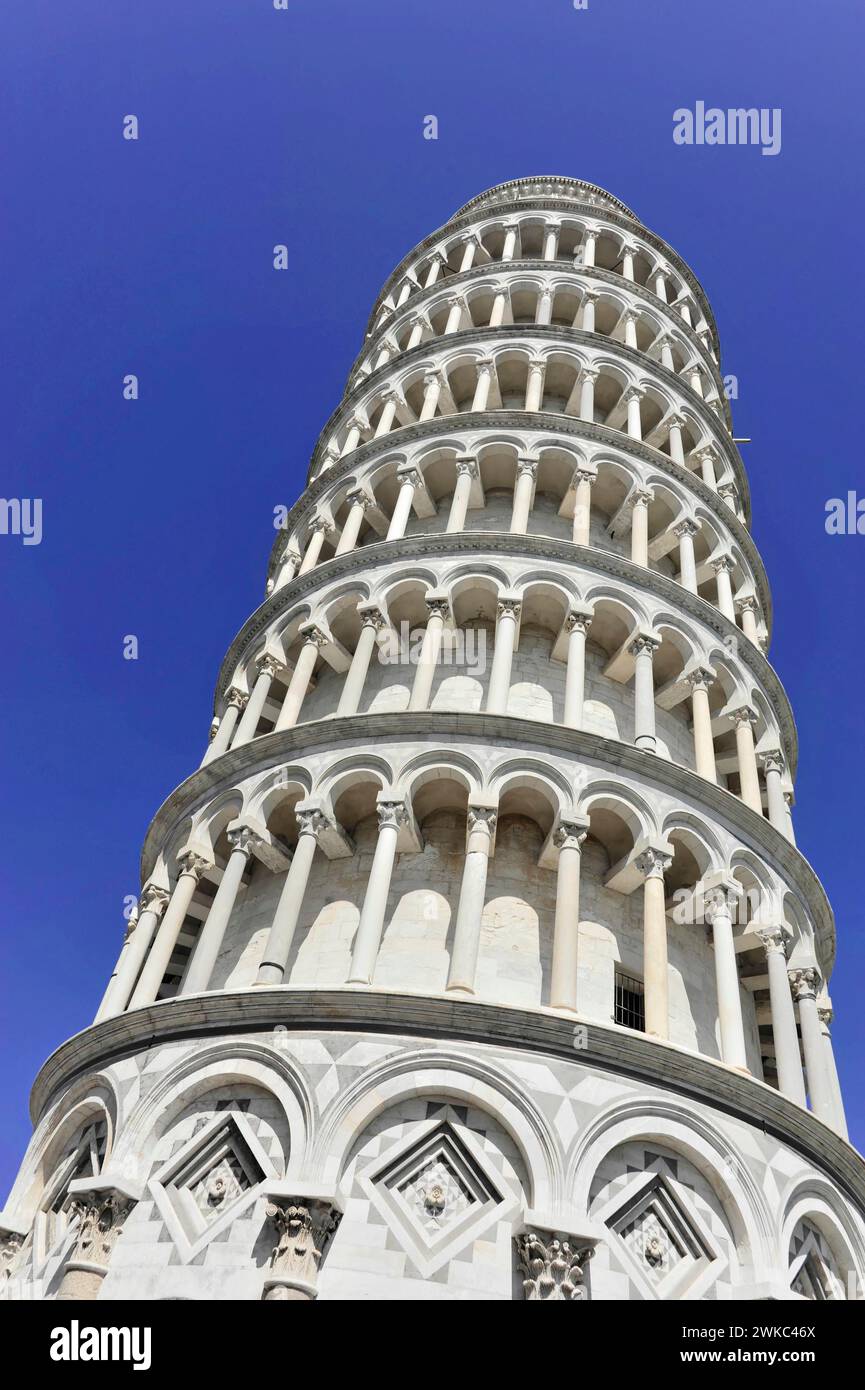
[453,177,641,222]
[139,711,828,968]
[354,261,729,425]
[244,535,785,759]
[28,990,861,1212]
[308,326,742,502]
[365,198,720,354]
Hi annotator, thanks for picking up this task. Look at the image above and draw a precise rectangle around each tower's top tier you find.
[451,176,640,223]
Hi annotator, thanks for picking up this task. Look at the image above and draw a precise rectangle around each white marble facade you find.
[2,178,862,1302]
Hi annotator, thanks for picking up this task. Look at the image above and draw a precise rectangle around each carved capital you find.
[139,884,170,919]
[467,806,497,836]
[635,847,672,881]
[226,825,261,858]
[497,597,522,622]
[263,1199,342,1301]
[686,666,715,694]
[757,926,788,959]
[176,851,211,883]
[66,1190,135,1273]
[673,517,700,539]
[515,1229,594,1300]
[377,800,409,834]
[554,822,589,853]
[628,633,661,660]
[789,967,821,1002]
[296,808,330,840]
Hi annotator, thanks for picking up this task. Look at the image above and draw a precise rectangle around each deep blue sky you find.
[2,0,863,1199]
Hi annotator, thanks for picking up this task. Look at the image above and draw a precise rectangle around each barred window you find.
[614,971,645,1032]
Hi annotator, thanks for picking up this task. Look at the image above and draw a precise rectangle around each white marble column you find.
[337,605,386,716]
[705,890,748,1070]
[446,808,497,994]
[563,609,593,729]
[95,886,170,1020]
[128,852,210,1008]
[675,519,700,593]
[444,295,465,335]
[406,315,429,350]
[757,928,806,1105]
[182,828,257,995]
[458,234,480,273]
[760,750,790,837]
[630,489,653,567]
[790,968,835,1125]
[817,1002,848,1139]
[581,229,597,267]
[447,456,478,531]
[424,253,445,288]
[298,519,332,576]
[409,596,449,711]
[697,448,717,489]
[339,416,365,457]
[373,391,400,440]
[736,596,761,645]
[713,555,737,622]
[489,286,508,327]
[621,244,636,281]
[202,688,247,765]
[525,358,546,411]
[580,292,597,333]
[572,467,595,545]
[470,358,495,412]
[657,334,675,371]
[419,371,442,422]
[256,810,328,985]
[510,457,537,533]
[730,706,763,815]
[535,287,553,326]
[334,490,368,556]
[630,634,660,751]
[637,847,673,1039]
[348,801,408,984]
[232,655,284,748]
[687,668,717,782]
[653,265,669,301]
[625,387,644,440]
[273,546,301,592]
[485,597,521,715]
[501,223,519,262]
[549,820,589,1011]
[578,368,597,423]
[275,627,327,731]
[667,413,686,466]
[622,311,638,349]
[387,466,422,540]
[543,223,560,261]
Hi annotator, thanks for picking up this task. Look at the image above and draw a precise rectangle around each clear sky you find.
[2,0,864,1199]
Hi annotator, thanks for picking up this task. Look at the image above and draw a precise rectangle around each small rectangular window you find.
[614,971,645,1032]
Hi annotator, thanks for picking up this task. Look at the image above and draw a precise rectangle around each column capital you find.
[515,1228,594,1300]
[756,925,789,959]
[580,289,600,306]
[309,515,333,536]
[176,850,212,881]
[553,817,590,853]
[817,1003,834,1027]
[579,363,600,383]
[455,453,479,477]
[447,292,467,310]
[396,462,424,489]
[298,621,330,649]
[573,464,598,487]
[357,601,388,632]
[628,631,661,660]
[256,652,286,681]
[527,356,546,373]
[736,594,759,615]
[263,1196,343,1301]
[226,824,262,858]
[635,846,673,881]
[296,807,331,840]
[623,384,646,404]
[673,516,700,539]
[139,883,170,918]
[422,369,442,389]
[496,595,522,621]
[223,685,248,712]
[424,594,451,622]
[789,966,822,1001]
[467,805,498,836]
[760,748,786,776]
[565,606,594,636]
[376,799,410,833]
[629,486,654,509]
[345,487,370,511]
[685,664,716,693]
[65,1182,138,1273]
[475,357,495,375]
[728,704,757,729]
[711,552,735,575]
[516,455,538,478]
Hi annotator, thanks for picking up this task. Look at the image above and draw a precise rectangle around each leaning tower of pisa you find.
[3,177,863,1302]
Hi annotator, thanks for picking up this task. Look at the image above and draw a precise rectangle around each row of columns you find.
[275,458,754,640]
[200,601,787,836]
[97,804,843,1135]
[391,223,712,350]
